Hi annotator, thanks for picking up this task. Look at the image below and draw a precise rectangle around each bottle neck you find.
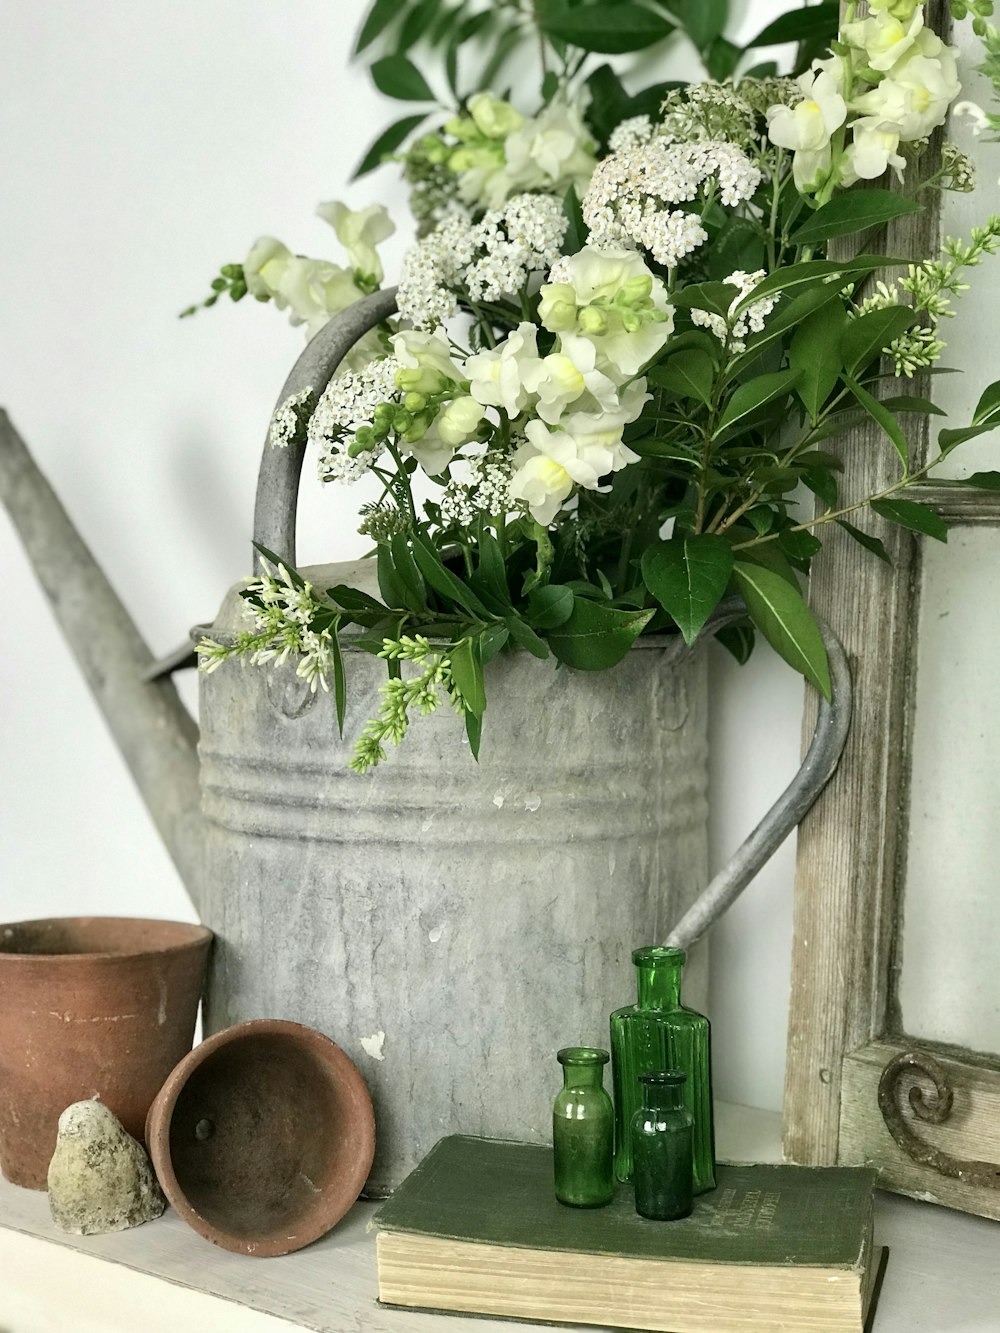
[636,956,682,1010]
[643,1080,686,1111]
[562,1063,605,1091]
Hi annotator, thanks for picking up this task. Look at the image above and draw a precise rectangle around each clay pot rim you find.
[0,917,213,963]
[146,1018,376,1258]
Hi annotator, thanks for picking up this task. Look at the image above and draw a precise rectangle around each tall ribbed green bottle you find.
[610,946,715,1193]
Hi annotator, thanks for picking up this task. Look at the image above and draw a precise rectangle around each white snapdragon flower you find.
[766,62,847,171]
[277,257,365,337]
[533,336,621,424]
[852,34,960,142]
[466,323,543,418]
[509,422,606,525]
[540,246,673,379]
[434,395,485,447]
[467,93,524,140]
[868,0,921,17]
[243,237,293,301]
[502,99,598,198]
[391,328,464,393]
[842,117,907,183]
[316,201,395,283]
[841,7,924,72]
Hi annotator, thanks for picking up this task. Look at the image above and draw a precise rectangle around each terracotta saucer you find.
[146,1019,375,1256]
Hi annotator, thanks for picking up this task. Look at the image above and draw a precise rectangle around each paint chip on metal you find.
[360,1031,386,1061]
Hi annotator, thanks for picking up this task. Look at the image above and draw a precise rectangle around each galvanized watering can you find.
[0,289,851,1193]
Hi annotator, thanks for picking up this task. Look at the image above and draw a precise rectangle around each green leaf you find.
[789,303,846,422]
[353,113,427,177]
[539,1,675,53]
[715,621,755,664]
[547,599,654,671]
[649,349,715,405]
[451,637,486,718]
[843,375,908,466]
[973,379,1000,425]
[961,470,1000,490]
[330,619,347,737]
[733,562,831,700]
[370,53,435,100]
[871,498,948,541]
[710,217,766,281]
[355,0,405,52]
[470,529,513,611]
[525,584,575,629]
[411,538,491,617]
[465,708,483,761]
[841,306,915,376]
[479,623,510,662]
[803,466,838,508]
[505,614,550,659]
[704,35,740,80]
[377,546,410,610]
[327,584,387,614]
[390,534,428,610]
[778,526,822,563]
[937,422,1000,455]
[749,2,839,46]
[668,0,726,50]
[835,519,891,564]
[717,369,802,434]
[671,281,734,319]
[732,256,904,315]
[397,0,445,50]
[790,190,923,247]
[641,535,734,646]
[880,395,945,417]
[563,186,587,255]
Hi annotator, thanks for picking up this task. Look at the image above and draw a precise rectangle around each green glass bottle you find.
[610,946,715,1194]
[552,1047,615,1208]
[631,1071,694,1221]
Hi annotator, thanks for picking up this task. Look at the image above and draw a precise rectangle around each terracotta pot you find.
[0,916,212,1189]
[145,1019,375,1257]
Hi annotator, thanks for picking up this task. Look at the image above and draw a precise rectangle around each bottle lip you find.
[639,1070,688,1086]
[632,945,686,966]
[557,1046,610,1066]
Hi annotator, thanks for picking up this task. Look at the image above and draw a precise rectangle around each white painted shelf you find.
[1,1103,998,1332]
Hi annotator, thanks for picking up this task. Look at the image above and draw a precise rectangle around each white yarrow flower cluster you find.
[398,196,567,327]
[691,270,779,353]
[309,356,401,483]
[440,453,514,527]
[267,386,315,449]
[582,139,762,267]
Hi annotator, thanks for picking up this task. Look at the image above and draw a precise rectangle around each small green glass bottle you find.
[552,1047,615,1208]
[610,946,715,1194]
[631,1071,694,1221]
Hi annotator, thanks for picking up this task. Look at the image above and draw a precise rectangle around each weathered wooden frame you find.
[782,0,1000,1221]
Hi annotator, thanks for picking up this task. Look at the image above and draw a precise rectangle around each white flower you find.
[868,0,921,17]
[502,98,598,198]
[841,7,924,72]
[398,429,456,478]
[466,323,543,418]
[766,63,847,154]
[531,336,621,424]
[690,270,779,352]
[852,35,960,142]
[434,395,485,447]
[243,237,292,301]
[842,117,907,184]
[582,139,760,266]
[467,93,524,140]
[276,257,365,337]
[541,246,674,379]
[391,327,464,393]
[608,115,654,153]
[509,423,603,524]
[309,356,401,483]
[316,201,395,283]
[440,452,513,526]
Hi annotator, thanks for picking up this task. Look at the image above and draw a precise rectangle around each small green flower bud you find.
[404,392,427,412]
[620,310,641,334]
[621,275,653,304]
[373,402,395,425]
[392,408,413,433]
[220,263,243,280]
[353,425,376,451]
[578,305,608,335]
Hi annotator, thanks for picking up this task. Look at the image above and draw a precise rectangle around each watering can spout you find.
[0,409,206,910]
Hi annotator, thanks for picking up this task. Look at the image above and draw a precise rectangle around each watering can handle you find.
[252,290,853,947]
[253,286,400,569]
[666,597,852,949]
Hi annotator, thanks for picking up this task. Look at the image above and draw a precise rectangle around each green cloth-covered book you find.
[375,1135,884,1332]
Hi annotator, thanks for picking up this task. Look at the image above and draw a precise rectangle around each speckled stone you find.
[47,1101,165,1235]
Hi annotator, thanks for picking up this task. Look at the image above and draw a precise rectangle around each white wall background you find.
[0,0,804,1112]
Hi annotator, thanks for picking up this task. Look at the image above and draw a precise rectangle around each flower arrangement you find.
[196,0,1000,772]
